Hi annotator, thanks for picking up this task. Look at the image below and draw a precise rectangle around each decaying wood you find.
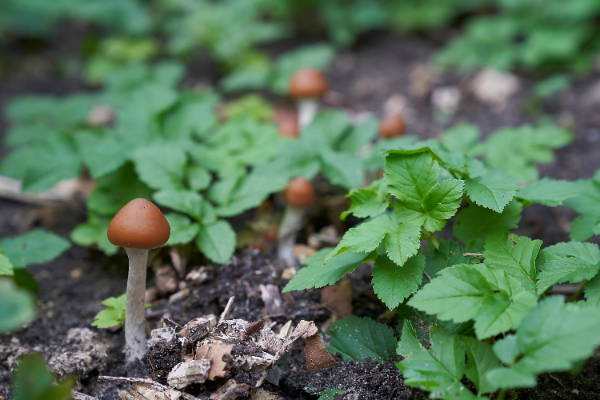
[195,340,234,381]
[209,379,250,400]
[99,376,201,400]
[167,359,211,389]
[259,285,286,317]
[72,392,98,400]
[219,297,235,323]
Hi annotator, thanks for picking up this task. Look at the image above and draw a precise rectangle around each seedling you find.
[107,198,170,361]
[277,177,315,266]
[378,114,406,138]
[289,69,328,127]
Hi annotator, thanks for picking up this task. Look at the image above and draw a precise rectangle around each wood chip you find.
[303,334,338,372]
[259,284,285,317]
[167,359,211,389]
[196,340,234,381]
[210,379,251,400]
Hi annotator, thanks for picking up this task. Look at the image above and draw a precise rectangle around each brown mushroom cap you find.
[289,69,328,99]
[378,114,406,138]
[107,198,170,249]
[285,178,315,208]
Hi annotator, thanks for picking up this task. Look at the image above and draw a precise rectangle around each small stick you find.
[219,296,235,323]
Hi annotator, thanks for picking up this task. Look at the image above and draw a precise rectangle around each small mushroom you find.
[274,108,300,138]
[107,198,170,362]
[378,114,406,138]
[289,69,328,128]
[277,178,315,266]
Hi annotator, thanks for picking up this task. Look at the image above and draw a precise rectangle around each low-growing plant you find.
[285,121,600,398]
[92,294,127,329]
[11,353,74,400]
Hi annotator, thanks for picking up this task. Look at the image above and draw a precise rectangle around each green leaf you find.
[319,149,365,189]
[464,171,517,212]
[92,294,127,329]
[334,215,390,254]
[0,230,70,269]
[165,214,200,246]
[517,178,583,206]
[76,131,128,178]
[425,239,468,277]
[384,151,463,232]
[565,174,600,240]
[463,337,501,395]
[453,201,522,247]
[187,165,211,191]
[195,220,236,264]
[440,123,481,154]
[372,254,425,309]
[328,317,396,362]
[283,249,367,292]
[153,190,207,220]
[537,241,600,294]
[484,233,541,293]
[0,279,36,332]
[382,215,423,266]
[397,322,476,399]
[486,297,600,390]
[341,185,389,220]
[315,388,346,400]
[133,144,187,190]
[0,253,14,276]
[12,353,74,400]
[71,217,117,255]
[409,263,536,339]
[585,274,600,305]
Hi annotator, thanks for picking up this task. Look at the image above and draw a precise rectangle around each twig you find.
[463,252,484,258]
[219,296,235,323]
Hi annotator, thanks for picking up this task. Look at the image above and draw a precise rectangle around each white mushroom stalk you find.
[298,99,318,127]
[124,247,149,361]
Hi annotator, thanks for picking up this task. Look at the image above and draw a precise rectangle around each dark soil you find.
[1,27,600,400]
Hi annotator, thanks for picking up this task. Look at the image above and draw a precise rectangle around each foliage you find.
[564,170,600,241]
[0,278,36,332]
[92,294,127,329]
[11,353,74,400]
[436,0,600,73]
[285,120,600,398]
[327,317,397,362]
[0,230,71,270]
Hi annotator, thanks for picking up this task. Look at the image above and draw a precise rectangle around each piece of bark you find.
[167,359,211,389]
[303,334,338,372]
[196,340,234,380]
[320,280,353,318]
[259,284,285,317]
[210,379,251,400]
[100,376,201,400]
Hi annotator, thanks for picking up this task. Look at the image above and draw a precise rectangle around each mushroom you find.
[289,69,328,128]
[277,177,315,266]
[378,114,406,138]
[107,198,170,362]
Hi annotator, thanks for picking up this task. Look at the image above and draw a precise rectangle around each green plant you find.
[92,294,127,329]
[284,121,600,398]
[0,278,36,333]
[564,170,600,242]
[11,353,74,400]
[436,0,600,73]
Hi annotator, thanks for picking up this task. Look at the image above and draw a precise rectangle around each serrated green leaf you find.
[0,230,71,269]
[565,174,600,241]
[397,322,476,399]
[463,337,501,395]
[465,171,517,212]
[569,215,600,241]
[283,249,367,292]
[319,149,365,189]
[334,215,390,254]
[92,294,126,329]
[486,297,600,390]
[409,263,536,339]
[133,144,187,191]
[165,214,200,246]
[425,239,469,277]
[585,274,600,305]
[196,220,235,264]
[453,201,522,248]
[517,178,583,206]
[440,123,481,154]
[187,165,211,191]
[372,254,425,309]
[484,233,541,293]
[341,186,389,220]
[382,215,423,266]
[328,317,396,362]
[384,151,463,232]
[0,279,35,332]
[537,241,600,294]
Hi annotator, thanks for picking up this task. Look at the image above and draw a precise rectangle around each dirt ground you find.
[1,29,600,399]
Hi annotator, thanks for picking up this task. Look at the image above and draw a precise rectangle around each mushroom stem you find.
[277,205,306,267]
[124,247,149,362]
[298,99,318,127]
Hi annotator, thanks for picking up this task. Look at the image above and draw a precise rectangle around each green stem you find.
[497,389,507,400]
